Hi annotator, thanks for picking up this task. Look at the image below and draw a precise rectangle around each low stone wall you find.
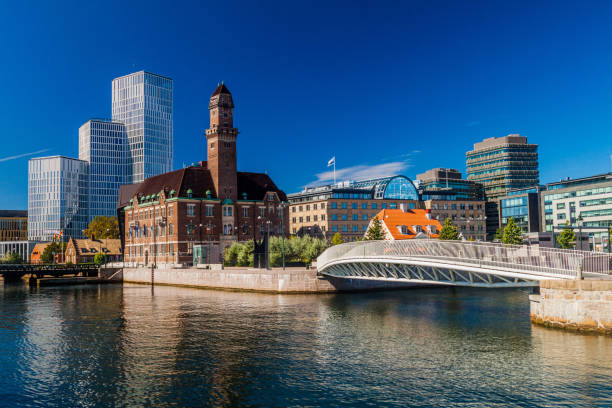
[530,280,612,334]
[122,267,423,293]
[123,267,337,293]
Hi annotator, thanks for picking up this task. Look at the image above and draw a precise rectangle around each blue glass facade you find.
[28,156,89,241]
[112,71,173,183]
[79,119,128,220]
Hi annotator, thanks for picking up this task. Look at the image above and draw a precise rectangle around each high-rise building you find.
[28,156,89,241]
[79,119,128,219]
[112,71,173,183]
[466,134,539,200]
[498,186,542,234]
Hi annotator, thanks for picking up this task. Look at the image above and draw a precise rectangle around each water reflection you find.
[0,283,611,407]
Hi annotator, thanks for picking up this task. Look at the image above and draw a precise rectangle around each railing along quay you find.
[317,240,612,279]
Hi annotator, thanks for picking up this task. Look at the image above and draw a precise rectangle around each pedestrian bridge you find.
[317,240,612,287]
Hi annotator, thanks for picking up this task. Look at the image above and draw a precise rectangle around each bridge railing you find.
[317,240,612,278]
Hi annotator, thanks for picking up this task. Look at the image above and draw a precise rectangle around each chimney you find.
[425,209,432,220]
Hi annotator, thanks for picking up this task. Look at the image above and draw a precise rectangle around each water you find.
[1,283,611,408]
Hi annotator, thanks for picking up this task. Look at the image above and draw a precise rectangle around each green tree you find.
[1,252,23,264]
[236,241,254,267]
[93,252,106,265]
[224,242,241,266]
[557,225,576,249]
[494,228,503,242]
[365,216,385,240]
[439,218,459,241]
[502,217,524,245]
[331,232,344,246]
[83,216,120,239]
[41,241,67,264]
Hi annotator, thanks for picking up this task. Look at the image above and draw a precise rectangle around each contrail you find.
[0,149,51,163]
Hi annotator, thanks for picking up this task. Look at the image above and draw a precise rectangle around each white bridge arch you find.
[317,240,612,288]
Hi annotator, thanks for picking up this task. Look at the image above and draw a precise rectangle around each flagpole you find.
[333,155,336,185]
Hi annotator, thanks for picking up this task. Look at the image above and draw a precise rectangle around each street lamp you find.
[577,214,584,250]
[266,220,271,270]
[277,202,286,270]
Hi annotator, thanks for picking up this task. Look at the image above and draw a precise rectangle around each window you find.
[321,214,326,221]
[314,215,318,221]
[168,205,173,217]
[187,223,194,235]
[371,203,377,209]
[306,216,310,222]
[223,206,233,217]
[258,207,266,217]
[342,225,349,232]
[331,225,338,232]
[306,205,310,211]
[362,214,368,220]
[381,203,387,209]
[206,205,214,217]
[321,203,326,209]
[341,214,348,221]
[299,206,303,212]
[452,204,457,210]
[268,193,275,201]
[352,203,357,209]
[168,223,173,235]
[341,202,348,209]
[313,203,318,210]
[460,204,466,210]
[299,217,304,222]
[242,207,249,217]
[352,225,358,232]
[557,213,566,220]
[187,204,195,217]
[557,203,566,210]
[292,217,296,223]
[331,214,338,221]
[352,214,358,221]
[331,202,337,209]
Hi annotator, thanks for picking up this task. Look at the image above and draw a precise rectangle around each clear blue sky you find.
[2,0,612,210]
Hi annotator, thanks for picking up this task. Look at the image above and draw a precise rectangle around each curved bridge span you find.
[317,240,612,288]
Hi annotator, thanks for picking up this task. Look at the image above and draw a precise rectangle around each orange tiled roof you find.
[374,209,442,240]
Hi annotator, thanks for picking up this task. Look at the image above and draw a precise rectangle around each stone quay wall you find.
[530,280,612,334]
[120,266,422,293]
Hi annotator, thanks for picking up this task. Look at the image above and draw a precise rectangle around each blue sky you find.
[1,0,612,209]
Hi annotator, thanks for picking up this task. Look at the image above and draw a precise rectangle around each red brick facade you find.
[119,84,289,265]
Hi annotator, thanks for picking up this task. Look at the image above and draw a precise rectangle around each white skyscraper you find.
[79,119,128,219]
[28,156,89,241]
[111,71,173,183]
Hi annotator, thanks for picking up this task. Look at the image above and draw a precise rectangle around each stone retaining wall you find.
[122,267,422,293]
[530,280,612,334]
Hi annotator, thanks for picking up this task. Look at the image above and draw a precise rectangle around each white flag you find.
[327,156,335,167]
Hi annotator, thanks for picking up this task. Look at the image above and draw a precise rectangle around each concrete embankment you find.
[120,266,421,293]
[530,280,612,334]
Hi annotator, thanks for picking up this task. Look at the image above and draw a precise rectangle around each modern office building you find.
[79,119,128,219]
[466,134,539,200]
[0,210,27,241]
[417,168,484,201]
[541,173,612,251]
[288,176,421,242]
[498,186,542,234]
[112,71,173,183]
[28,156,89,242]
[0,241,36,263]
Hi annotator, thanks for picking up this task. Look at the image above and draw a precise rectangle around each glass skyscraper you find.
[111,71,173,183]
[28,156,89,241]
[79,119,128,219]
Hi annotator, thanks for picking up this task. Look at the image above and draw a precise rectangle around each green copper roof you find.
[222,198,234,205]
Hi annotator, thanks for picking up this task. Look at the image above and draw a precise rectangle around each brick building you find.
[118,84,288,266]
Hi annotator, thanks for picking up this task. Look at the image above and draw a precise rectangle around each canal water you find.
[1,283,611,407]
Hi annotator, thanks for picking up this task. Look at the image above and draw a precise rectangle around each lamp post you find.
[278,202,286,270]
[577,214,584,250]
[266,220,271,270]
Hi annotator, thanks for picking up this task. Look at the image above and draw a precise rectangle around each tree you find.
[439,218,459,241]
[557,225,576,249]
[1,252,23,264]
[41,241,67,264]
[494,228,503,242]
[83,216,119,239]
[331,232,344,246]
[93,252,106,265]
[365,216,385,240]
[502,217,523,245]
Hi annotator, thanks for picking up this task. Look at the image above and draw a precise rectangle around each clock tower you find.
[206,83,238,201]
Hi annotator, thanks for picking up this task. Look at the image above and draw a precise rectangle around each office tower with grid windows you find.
[79,119,128,219]
[28,156,89,241]
[111,71,173,183]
